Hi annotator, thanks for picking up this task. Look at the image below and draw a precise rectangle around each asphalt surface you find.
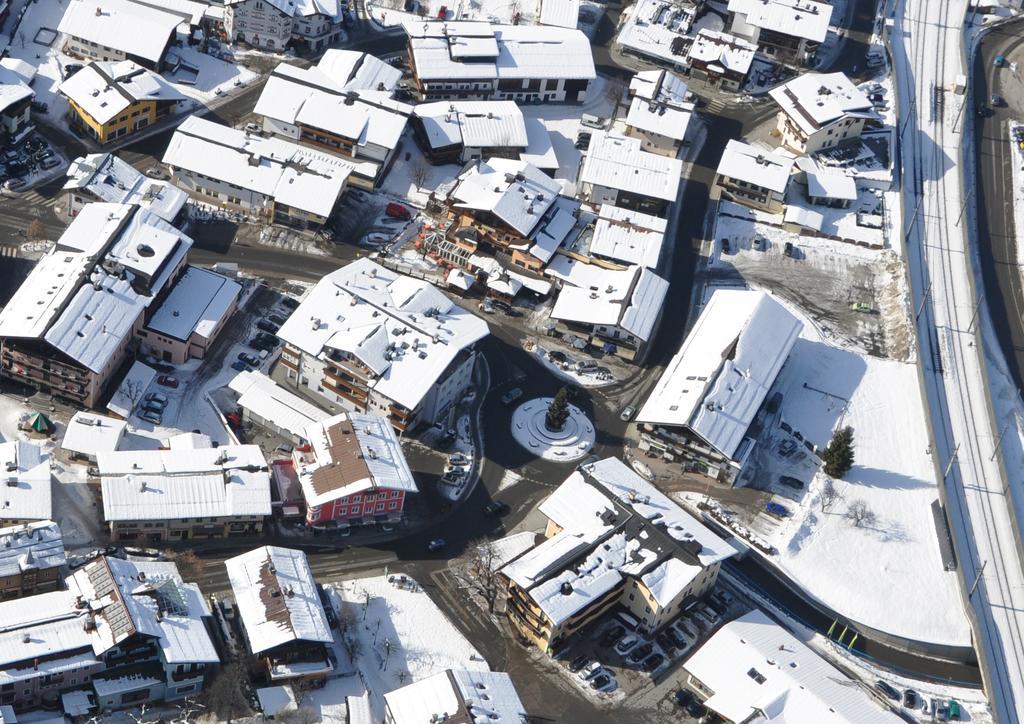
[974,19,1024,393]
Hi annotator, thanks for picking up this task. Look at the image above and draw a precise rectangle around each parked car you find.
[720,238,731,254]
[589,672,614,691]
[256,320,279,334]
[157,375,179,388]
[483,501,509,517]
[568,654,589,673]
[600,624,626,648]
[876,680,900,701]
[655,631,675,653]
[238,352,261,367]
[3,177,26,192]
[765,501,789,518]
[219,597,236,621]
[244,122,262,134]
[143,397,166,411]
[426,537,446,553]
[385,202,412,220]
[139,410,162,425]
[501,387,523,405]
[578,661,602,680]
[628,642,654,664]
[145,392,168,405]
[675,689,693,708]
[994,54,1006,67]
[903,689,918,708]
[581,113,607,129]
[614,635,639,656]
[230,361,248,372]
[778,475,804,490]
[666,626,689,650]
[280,296,300,310]
[641,653,664,672]
[63,63,84,78]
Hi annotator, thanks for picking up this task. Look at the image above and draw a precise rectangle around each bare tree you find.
[277,707,320,724]
[125,705,160,724]
[25,218,46,242]
[846,500,876,528]
[201,662,251,724]
[819,478,842,513]
[170,697,206,724]
[451,537,504,613]
[410,161,430,192]
[172,549,203,581]
[121,378,145,406]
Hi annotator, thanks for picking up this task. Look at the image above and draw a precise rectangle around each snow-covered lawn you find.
[742,299,972,647]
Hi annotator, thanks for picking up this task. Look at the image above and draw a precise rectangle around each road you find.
[892,1,1024,720]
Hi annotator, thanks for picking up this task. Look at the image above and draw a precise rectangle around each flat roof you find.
[224,546,333,654]
[98,445,272,522]
[146,266,241,342]
[59,61,185,126]
[277,258,489,413]
[61,412,127,458]
[589,204,667,268]
[579,131,682,202]
[727,0,833,43]
[685,609,903,723]
[228,370,330,441]
[64,153,188,223]
[57,0,181,65]
[164,117,352,218]
[0,441,52,522]
[769,72,874,136]
[636,289,801,459]
[717,139,795,194]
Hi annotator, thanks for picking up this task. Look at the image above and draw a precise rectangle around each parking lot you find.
[0,129,65,192]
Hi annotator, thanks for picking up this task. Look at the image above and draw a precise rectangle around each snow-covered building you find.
[769,72,877,154]
[588,204,667,269]
[637,290,802,483]
[62,411,128,462]
[162,116,353,229]
[224,546,334,683]
[684,609,903,723]
[405,22,595,103]
[64,153,188,225]
[685,29,757,92]
[251,63,412,188]
[384,669,526,724]
[227,370,331,444]
[225,0,346,53]
[141,266,240,364]
[579,131,682,216]
[107,360,157,420]
[0,64,33,142]
[0,441,53,527]
[412,101,528,165]
[60,61,186,146]
[715,139,795,213]
[624,69,694,156]
[315,49,404,92]
[615,0,699,72]
[538,0,581,29]
[438,157,581,273]
[726,0,832,65]
[98,444,272,542]
[293,412,417,527]
[57,0,182,71]
[500,457,736,653]
[0,203,192,408]
[276,258,490,432]
[0,521,65,601]
[547,256,668,363]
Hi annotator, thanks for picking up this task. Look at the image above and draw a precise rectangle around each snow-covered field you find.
[741,298,972,647]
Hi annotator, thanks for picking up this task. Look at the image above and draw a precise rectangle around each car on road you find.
[994,54,1006,67]
[876,680,900,701]
[628,642,654,664]
[720,238,731,254]
[600,624,625,648]
[619,405,636,422]
[231,361,248,372]
[144,166,167,179]
[778,475,804,490]
[238,352,260,367]
[614,635,639,656]
[139,410,162,425]
[501,387,523,405]
[991,93,1004,107]
[641,653,664,672]
[157,375,179,388]
[483,500,509,517]
[426,538,446,553]
[766,501,790,518]
[568,654,589,673]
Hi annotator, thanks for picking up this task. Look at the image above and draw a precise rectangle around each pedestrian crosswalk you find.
[0,245,17,258]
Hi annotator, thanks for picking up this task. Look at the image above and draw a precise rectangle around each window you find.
[350,505,360,515]
[338,507,347,516]
[389,501,397,510]
[376,503,385,512]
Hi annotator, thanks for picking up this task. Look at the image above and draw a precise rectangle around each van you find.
[576,359,598,372]
[581,114,606,129]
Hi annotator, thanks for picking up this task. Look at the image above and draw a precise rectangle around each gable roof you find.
[58,0,181,65]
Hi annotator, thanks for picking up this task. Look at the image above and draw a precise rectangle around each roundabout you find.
[510,397,595,462]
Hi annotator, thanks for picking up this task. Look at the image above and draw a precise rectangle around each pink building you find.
[295,412,417,528]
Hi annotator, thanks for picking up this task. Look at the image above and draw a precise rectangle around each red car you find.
[437,5,447,19]
[157,375,179,388]
[385,202,412,220]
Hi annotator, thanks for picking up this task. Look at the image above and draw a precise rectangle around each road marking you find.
[0,245,18,258]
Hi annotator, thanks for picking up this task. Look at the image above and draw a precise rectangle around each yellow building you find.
[60,60,185,146]
[499,458,736,654]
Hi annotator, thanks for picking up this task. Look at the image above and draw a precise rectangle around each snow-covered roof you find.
[727,0,833,43]
[625,95,693,141]
[277,258,489,413]
[629,69,689,104]
[98,444,272,522]
[539,0,580,28]
[66,556,219,665]
[547,257,668,342]
[589,204,667,268]
[414,101,527,151]
[580,131,682,202]
[717,139,795,194]
[450,157,561,236]
[685,609,903,724]
[0,441,52,522]
[0,521,66,578]
[146,266,241,342]
[317,49,403,92]
[60,61,185,126]
[297,412,417,508]
[384,669,526,724]
[0,66,32,116]
[61,412,127,458]
[256,686,298,718]
[487,531,539,571]
[616,0,697,67]
[0,58,37,85]
[637,290,802,459]
[129,0,209,27]
[520,118,559,170]
[505,458,733,625]
[64,153,187,223]
[783,204,824,231]
[0,591,92,670]
[225,546,333,654]
[163,116,352,218]
[228,370,330,441]
[405,22,595,82]
[769,72,875,136]
[107,360,157,419]
[797,156,859,201]
[686,29,757,75]
[227,0,344,20]
[57,0,181,65]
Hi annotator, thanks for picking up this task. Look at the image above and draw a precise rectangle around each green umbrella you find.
[28,412,54,434]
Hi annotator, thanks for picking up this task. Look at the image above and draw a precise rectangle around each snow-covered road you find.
[894,1,1024,721]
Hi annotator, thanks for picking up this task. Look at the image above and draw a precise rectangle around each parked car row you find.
[0,133,60,192]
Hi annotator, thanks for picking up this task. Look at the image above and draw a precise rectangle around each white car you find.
[614,635,639,656]
[578,661,602,680]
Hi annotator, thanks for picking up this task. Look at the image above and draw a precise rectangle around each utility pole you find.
[967,293,985,335]
[943,443,960,481]
[916,282,932,322]
[969,560,988,599]
[955,187,974,227]
[992,422,1010,462]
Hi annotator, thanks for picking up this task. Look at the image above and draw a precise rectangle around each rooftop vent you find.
[560,582,573,596]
